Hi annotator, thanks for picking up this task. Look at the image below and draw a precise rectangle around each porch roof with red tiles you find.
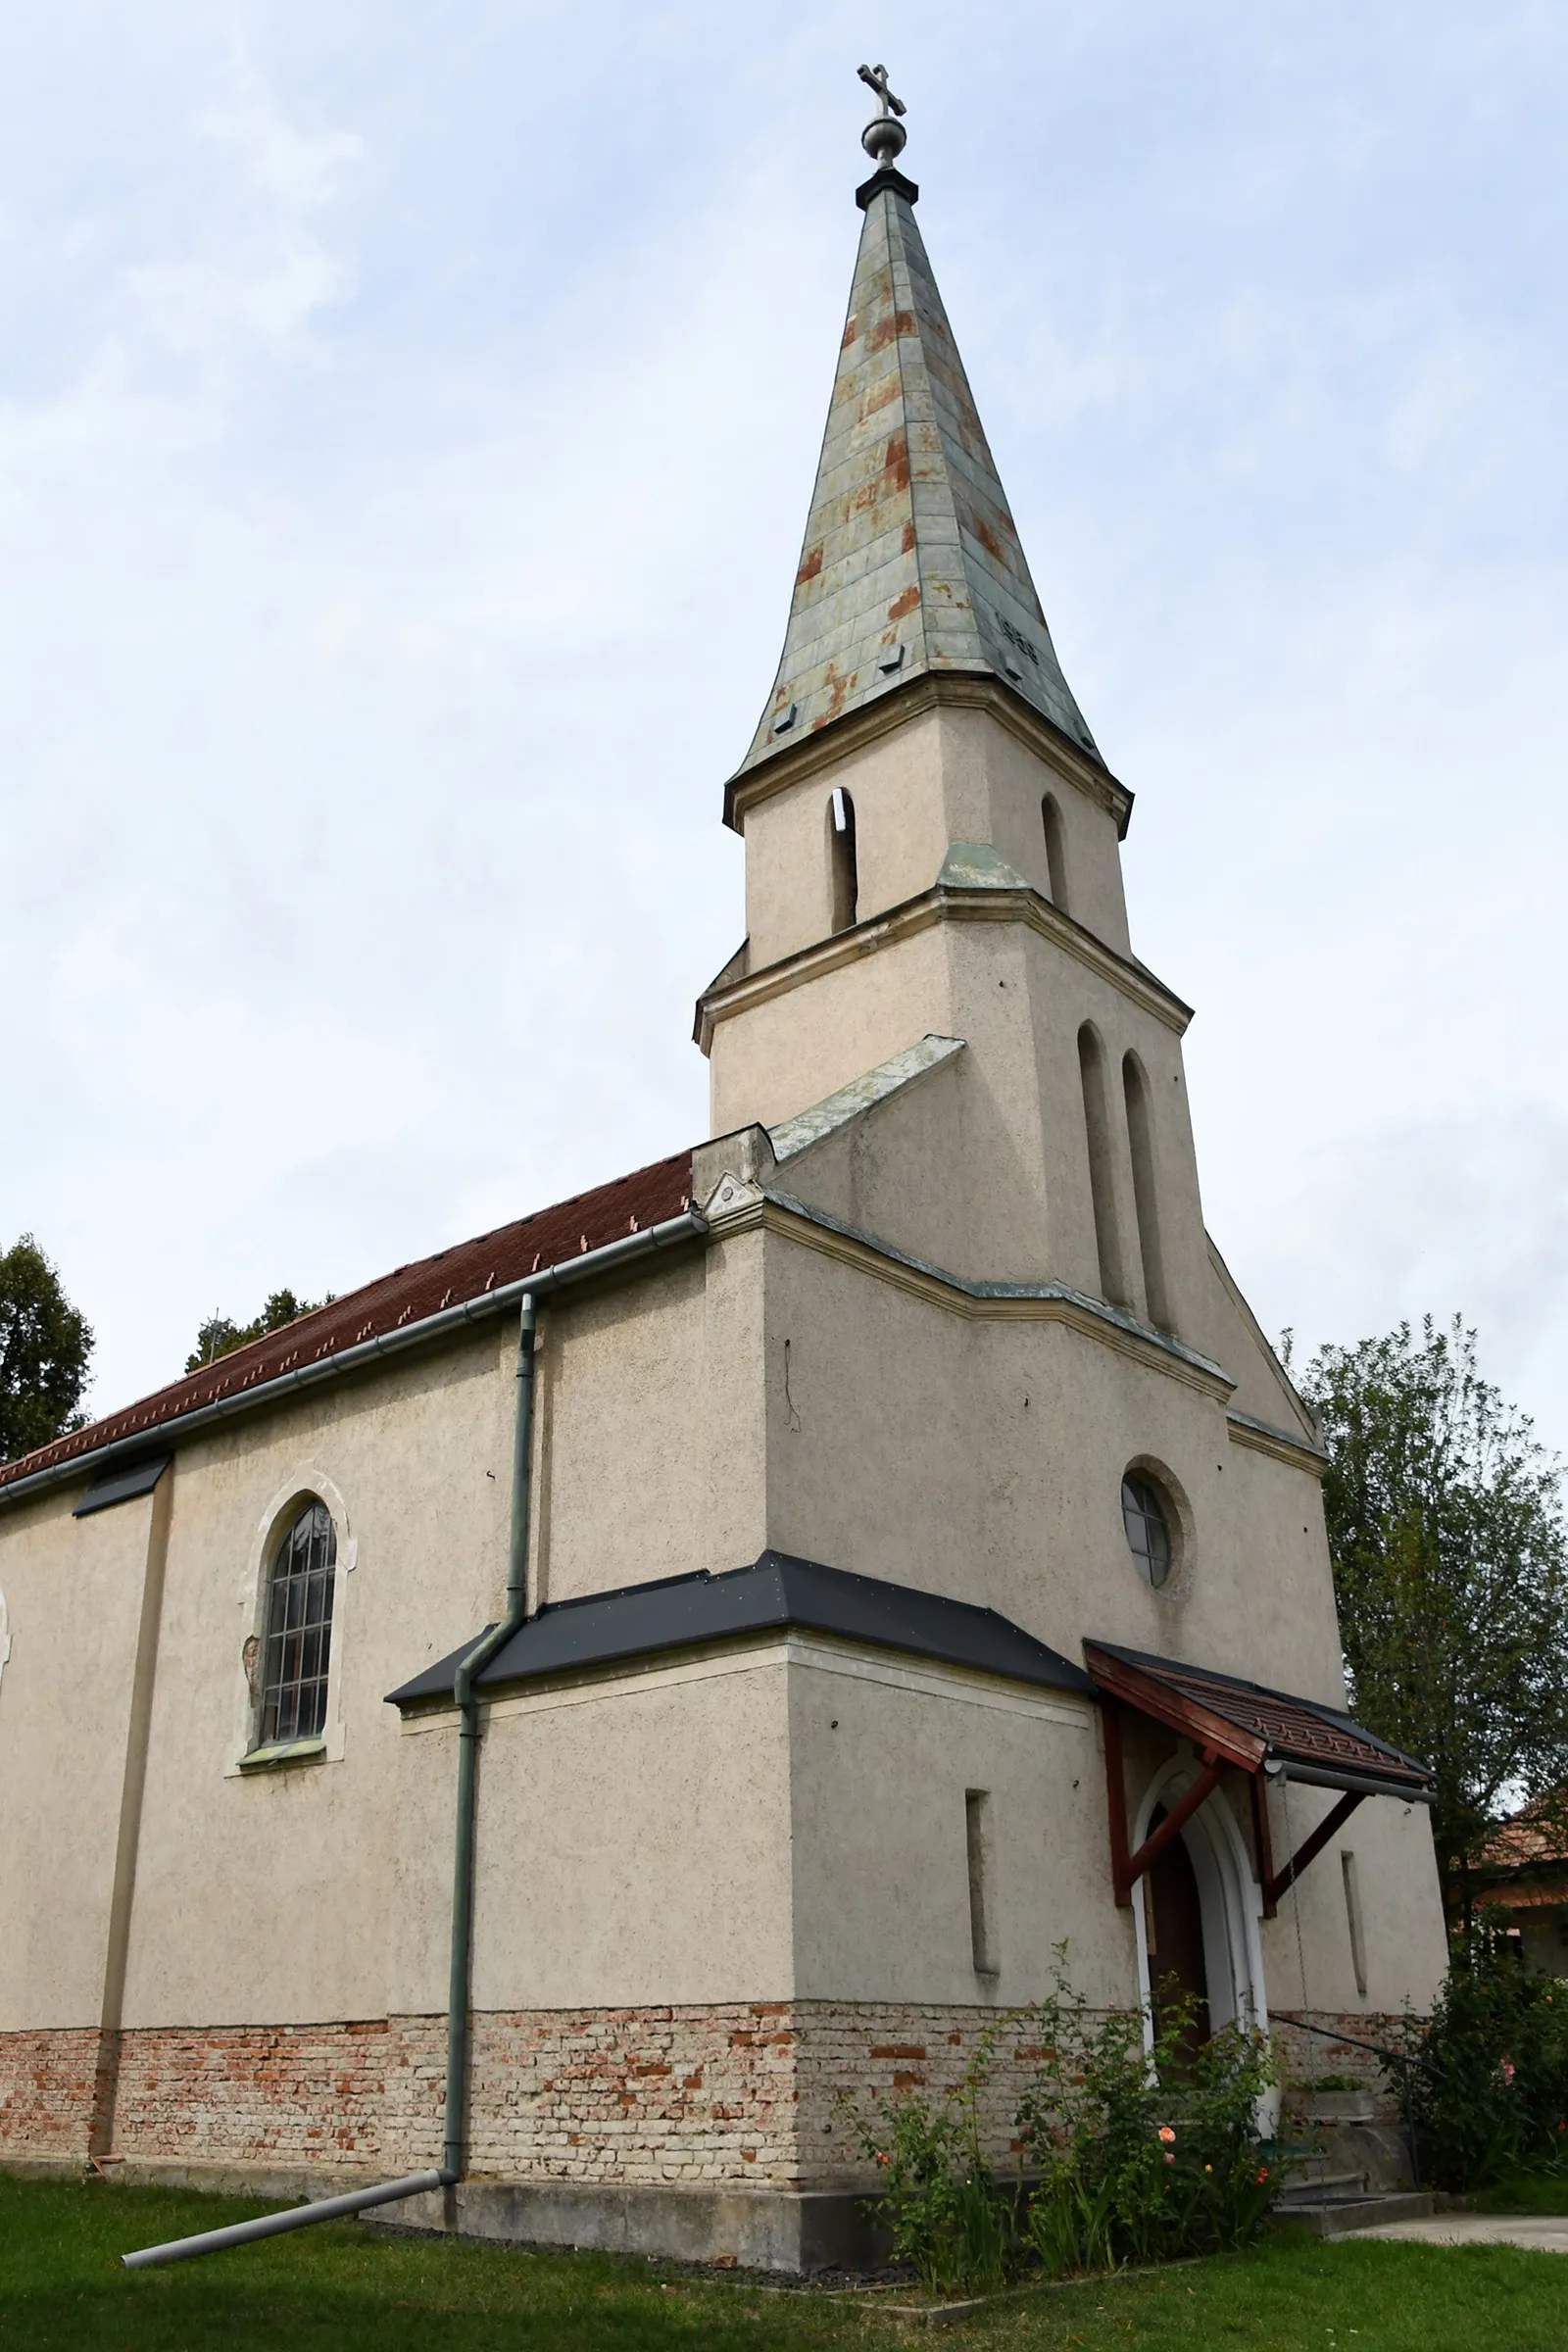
[1085,1640,1434,1797]
[0,1147,698,1495]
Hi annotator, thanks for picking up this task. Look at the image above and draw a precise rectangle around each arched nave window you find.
[257,1498,337,1747]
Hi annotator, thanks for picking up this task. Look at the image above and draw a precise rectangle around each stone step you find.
[1279,2166,1367,2197]
[1280,2191,1436,2239]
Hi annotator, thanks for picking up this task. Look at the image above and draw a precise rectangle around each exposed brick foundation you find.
[108,2016,442,2174]
[0,2005,1423,2186]
[0,2028,101,2163]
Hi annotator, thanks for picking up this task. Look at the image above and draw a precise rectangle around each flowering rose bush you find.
[1015,1948,1281,2276]
[844,1950,1281,2294]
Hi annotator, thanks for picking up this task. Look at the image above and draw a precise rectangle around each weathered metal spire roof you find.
[736,74,1101,776]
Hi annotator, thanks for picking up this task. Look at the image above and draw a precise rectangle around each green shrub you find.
[845,1952,1281,2294]
[1014,1952,1281,2275]
[845,2024,1016,2295]
[1392,1922,1568,2188]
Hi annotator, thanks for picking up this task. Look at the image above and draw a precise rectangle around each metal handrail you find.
[1268,2010,1426,2190]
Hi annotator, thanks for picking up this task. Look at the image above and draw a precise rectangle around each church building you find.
[0,87,1447,2269]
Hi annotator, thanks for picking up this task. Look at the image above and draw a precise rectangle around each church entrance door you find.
[1132,1759,1267,2051]
[1145,1803,1211,2061]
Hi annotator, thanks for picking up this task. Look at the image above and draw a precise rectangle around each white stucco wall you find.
[0,1488,152,2029]
[417,1649,796,2011]
[785,1642,1118,2004]
[112,1328,514,2030]
[534,1241,765,1608]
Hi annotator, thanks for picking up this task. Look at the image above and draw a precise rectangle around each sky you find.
[3,2,1566,1452]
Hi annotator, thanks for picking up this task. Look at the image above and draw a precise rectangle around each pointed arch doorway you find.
[1131,1756,1267,2046]
[1084,1638,1436,2066]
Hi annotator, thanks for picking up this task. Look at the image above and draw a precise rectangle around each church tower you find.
[681,81,1447,2162]
[698,94,1203,1328]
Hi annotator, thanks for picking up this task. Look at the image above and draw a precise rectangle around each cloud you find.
[1,0,1566,1450]
[126,56,362,370]
[1225,1103,1568,1446]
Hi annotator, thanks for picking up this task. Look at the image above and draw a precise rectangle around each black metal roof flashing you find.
[386,1550,1094,1712]
[72,1452,172,1518]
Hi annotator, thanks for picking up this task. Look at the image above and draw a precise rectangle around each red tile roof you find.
[1484,1883,1568,1912]
[1478,1794,1568,1875]
[1085,1641,1434,1795]
[0,1148,697,1494]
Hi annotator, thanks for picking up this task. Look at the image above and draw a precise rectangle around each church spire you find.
[736,74,1101,778]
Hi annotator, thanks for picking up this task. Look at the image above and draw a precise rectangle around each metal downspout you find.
[444,1294,537,2181]
[118,1210,707,2269]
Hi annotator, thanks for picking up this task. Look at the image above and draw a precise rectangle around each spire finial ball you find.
[857,62,907,169]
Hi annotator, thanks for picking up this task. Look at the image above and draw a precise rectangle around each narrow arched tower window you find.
[1123,1053,1171,1330]
[1078,1023,1128,1306]
[828,787,858,932]
[1042,794,1070,911]
[258,1498,337,1746]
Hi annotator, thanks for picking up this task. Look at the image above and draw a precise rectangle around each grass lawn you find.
[4,2176,1568,2350]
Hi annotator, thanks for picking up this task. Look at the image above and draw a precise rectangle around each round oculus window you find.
[1121,1472,1172,1589]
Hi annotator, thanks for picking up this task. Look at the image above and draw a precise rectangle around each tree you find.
[1297,1316,1568,1930]
[185,1289,331,1375]
[0,1234,94,1462]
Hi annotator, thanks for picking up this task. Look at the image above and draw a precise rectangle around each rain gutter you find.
[0,1213,706,1515]
[1268,1758,1436,1804]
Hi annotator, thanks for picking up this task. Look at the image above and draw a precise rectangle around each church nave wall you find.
[0,1488,161,2034]
[110,1324,514,2033]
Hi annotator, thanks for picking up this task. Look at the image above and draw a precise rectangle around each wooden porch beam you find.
[1083,1646,1264,1773]
[1114,1750,1225,1906]
[1249,1768,1278,1919]
[1264,1788,1363,1909]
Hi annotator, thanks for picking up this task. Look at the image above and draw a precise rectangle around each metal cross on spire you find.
[857,62,907,171]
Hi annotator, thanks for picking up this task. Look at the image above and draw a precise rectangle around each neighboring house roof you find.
[0,1149,697,1495]
[1084,1640,1434,1798]
[386,1549,1097,1709]
[1476,1793,1568,1883]
[1488,1883,1568,1912]
[733,168,1101,784]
